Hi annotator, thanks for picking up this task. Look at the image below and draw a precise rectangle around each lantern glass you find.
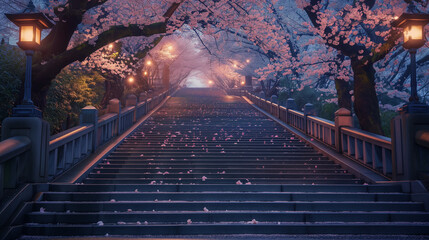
[20,25,34,42]
[35,27,41,44]
[404,24,423,42]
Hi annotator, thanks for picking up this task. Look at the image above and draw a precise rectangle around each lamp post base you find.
[12,104,42,118]
[399,102,429,114]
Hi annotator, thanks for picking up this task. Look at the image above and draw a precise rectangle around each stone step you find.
[23,223,429,236]
[32,201,425,212]
[47,184,403,193]
[17,89,425,238]
[41,192,411,202]
[86,172,357,179]
[93,168,345,174]
[100,160,334,164]
[97,163,337,169]
[82,178,364,184]
[26,211,429,224]
[104,155,330,160]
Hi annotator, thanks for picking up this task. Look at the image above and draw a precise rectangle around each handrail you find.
[47,88,174,179]
[415,130,429,148]
[308,115,335,128]
[0,136,31,164]
[0,136,31,197]
[98,113,117,124]
[49,125,93,149]
[246,91,395,178]
[307,115,336,148]
[342,127,391,149]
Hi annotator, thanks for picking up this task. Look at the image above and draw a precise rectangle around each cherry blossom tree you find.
[298,0,414,134]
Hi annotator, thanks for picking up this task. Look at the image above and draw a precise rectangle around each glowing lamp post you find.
[392,13,429,112]
[5,0,54,117]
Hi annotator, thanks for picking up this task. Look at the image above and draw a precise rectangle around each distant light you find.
[246,59,250,63]
[208,80,214,85]
[233,64,238,68]
[128,77,134,83]
[146,60,152,66]
[393,16,399,20]
[241,81,245,85]
[108,43,113,49]
[144,71,148,76]
[167,45,173,51]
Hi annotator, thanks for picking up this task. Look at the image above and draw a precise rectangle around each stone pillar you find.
[334,108,353,153]
[271,95,279,117]
[391,111,429,180]
[80,106,98,151]
[303,103,315,134]
[285,98,297,124]
[108,98,121,135]
[271,95,278,103]
[286,98,297,110]
[125,94,137,107]
[125,94,137,122]
[139,92,147,103]
[1,117,50,183]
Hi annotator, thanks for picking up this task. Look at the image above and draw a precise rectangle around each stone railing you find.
[0,87,175,196]
[245,91,429,181]
[0,136,31,198]
[47,89,172,178]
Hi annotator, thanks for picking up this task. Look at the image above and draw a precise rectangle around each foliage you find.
[44,68,105,134]
[0,44,24,128]
[380,110,398,138]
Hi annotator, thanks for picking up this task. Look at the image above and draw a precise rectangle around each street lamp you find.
[5,0,54,117]
[392,13,429,112]
[128,77,135,83]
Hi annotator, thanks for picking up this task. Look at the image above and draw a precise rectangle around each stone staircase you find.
[17,89,429,237]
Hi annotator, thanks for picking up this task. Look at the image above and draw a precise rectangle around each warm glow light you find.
[233,64,238,68]
[144,71,148,76]
[128,77,134,83]
[20,25,34,42]
[146,60,152,66]
[241,81,245,85]
[393,16,399,20]
[167,45,173,51]
[246,59,250,63]
[404,25,423,42]
[108,43,113,49]
[35,27,40,44]
[208,80,214,85]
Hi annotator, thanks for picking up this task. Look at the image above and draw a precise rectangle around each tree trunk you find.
[32,77,51,112]
[100,77,124,108]
[334,78,352,110]
[351,60,384,135]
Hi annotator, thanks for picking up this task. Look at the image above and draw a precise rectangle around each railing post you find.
[126,94,137,123]
[1,117,50,183]
[80,106,98,151]
[334,108,353,153]
[271,95,279,117]
[108,98,121,135]
[303,103,315,134]
[285,98,296,124]
[391,111,429,180]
